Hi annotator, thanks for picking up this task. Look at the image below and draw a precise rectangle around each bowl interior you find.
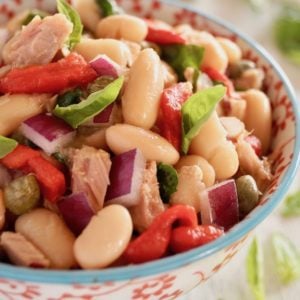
[0,0,299,284]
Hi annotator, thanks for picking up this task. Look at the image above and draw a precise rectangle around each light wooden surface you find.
[178,0,300,299]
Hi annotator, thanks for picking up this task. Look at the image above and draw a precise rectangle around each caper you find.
[227,59,256,79]
[4,175,40,215]
[236,175,260,215]
[87,76,115,95]
[57,88,82,107]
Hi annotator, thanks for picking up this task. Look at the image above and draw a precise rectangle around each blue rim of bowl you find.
[1,0,300,284]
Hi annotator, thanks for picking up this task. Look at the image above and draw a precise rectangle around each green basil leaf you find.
[157,163,178,203]
[22,10,49,25]
[161,44,204,85]
[181,85,226,154]
[57,0,83,50]
[0,136,18,159]
[95,0,122,17]
[246,237,265,300]
[281,190,300,217]
[54,76,124,128]
[274,5,300,65]
[272,233,300,284]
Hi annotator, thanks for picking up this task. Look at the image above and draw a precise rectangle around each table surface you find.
[178,0,300,299]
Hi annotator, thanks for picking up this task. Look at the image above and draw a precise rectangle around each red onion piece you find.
[89,54,123,78]
[105,149,145,207]
[0,164,11,188]
[200,179,239,231]
[57,192,94,235]
[21,113,75,154]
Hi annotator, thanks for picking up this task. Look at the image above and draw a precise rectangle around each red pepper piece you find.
[123,205,198,264]
[0,53,97,94]
[245,135,262,157]
[145,19,186,45]
[1,145,66,202]
[202,66,234,96]
[157,82,193,151]
[170,225,224,253]
[1,145,40,169]
[25,156,66,203]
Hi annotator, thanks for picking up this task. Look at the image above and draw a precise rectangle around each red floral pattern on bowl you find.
[0,0,298,299]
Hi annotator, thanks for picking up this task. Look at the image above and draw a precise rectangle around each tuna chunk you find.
[129,161,165,233]
[2,14,73,68]
[0,232,50,268]
[70,146,112,212]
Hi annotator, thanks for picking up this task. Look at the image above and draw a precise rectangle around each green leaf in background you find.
[181,85,226,154]
[281,190,300,217]
[22,9,49,25]
[246,237,265,300]
[157,163,179,203]
[95,0,122,17]
[272,233,300,284]
[274,5,300,65]
[161,44,204,87]
[54,76,124,128]
[57,0,83,50]
[0,136,18,159]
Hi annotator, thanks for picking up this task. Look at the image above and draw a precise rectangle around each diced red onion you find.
[105,149,145,207]
[21,113,75,154]
[84,104,115,127]
[89,54,123,78]
[200,179,239,231]
[57,192,94,235]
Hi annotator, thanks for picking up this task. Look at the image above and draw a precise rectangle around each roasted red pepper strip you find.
[0,53,97,94]
[123,205,197,264]
[157,82,192,151]
[170,225,224,253]
[202,66,234,96]
[1,145,66,202]
[145,19,186,45]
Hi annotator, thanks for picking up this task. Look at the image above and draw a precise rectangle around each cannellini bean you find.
[226,97,247,121]
[0,190,5,231]
[220,116,245,140]
[106,124,180,165]
[15,209,76,269]
[175,155,215,187]
[71,128,108,150]
[240,89,272,154]
[122,49,164,129]
[73,0,101,33]
[234,68,264,90]
[74,205,132,269]
[189,111,239,180]
[75,39,132,67]
[216,37,242,64]
[0,94,50,136]
[170,166,205,212]
[96,15,148,43]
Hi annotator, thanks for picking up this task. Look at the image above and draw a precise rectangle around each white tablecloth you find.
[179,0,300,299]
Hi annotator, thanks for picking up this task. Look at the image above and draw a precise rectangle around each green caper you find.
[236,175,260,215]
[87,76,115,95]
[227,59,256,79]
[4,175,40,215]
[57,88,82,107]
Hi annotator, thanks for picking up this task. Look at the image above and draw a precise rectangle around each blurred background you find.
[179,0,300,299]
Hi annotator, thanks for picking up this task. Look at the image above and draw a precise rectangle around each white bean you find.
[216,37,242,64]
[106,124,180,165]
[74,205,132,269]
[15,209,76,269]
[96,15,148,43]
[73,0,101,33]
[175,155,215,187]
[0,94,49,136]
[189,111,239,180]
[220,116,245,140]
[122,49,164,129]
[240,89,272,154]
[75,38,132,67]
